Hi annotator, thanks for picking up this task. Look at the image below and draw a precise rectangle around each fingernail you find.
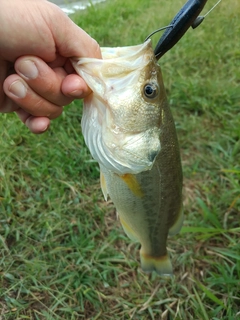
[69,89,83,97]
[18,60,38,79]
[9,80,27,98]
[40,125,49,133]
[66,78,85,97]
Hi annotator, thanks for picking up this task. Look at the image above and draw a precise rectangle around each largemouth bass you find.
[71,39,183,276]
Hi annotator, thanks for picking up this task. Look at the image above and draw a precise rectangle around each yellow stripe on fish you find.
[119,174,144,198]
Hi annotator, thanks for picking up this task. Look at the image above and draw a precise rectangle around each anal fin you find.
[169,207,184,236]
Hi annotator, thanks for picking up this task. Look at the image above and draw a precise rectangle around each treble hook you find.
[153,0,209,60]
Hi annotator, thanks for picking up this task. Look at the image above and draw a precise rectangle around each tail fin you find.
[140,250,173,276]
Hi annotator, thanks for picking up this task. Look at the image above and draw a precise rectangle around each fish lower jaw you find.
[100,141,160,174]
[97,147,158,175]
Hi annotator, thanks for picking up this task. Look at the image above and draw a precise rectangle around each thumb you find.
[48,3,102,59]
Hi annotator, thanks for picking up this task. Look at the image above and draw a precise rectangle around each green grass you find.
[0,0,239,319]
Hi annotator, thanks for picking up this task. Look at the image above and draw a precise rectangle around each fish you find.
[71,39,183,276]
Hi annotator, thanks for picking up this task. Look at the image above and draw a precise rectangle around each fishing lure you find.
[145,0,222,59]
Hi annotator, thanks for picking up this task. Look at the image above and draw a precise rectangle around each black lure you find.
[153,0,208,60]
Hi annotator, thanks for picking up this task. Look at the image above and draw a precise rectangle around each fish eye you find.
[143,83,158,99]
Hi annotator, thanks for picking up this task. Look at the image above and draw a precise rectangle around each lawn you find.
[0,0,239,319]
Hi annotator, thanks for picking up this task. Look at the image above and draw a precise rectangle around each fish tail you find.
[140,249,173,276]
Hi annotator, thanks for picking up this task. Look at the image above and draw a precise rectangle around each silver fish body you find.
[72,40,183,275]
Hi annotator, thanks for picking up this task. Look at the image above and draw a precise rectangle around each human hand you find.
[0,0,101,133]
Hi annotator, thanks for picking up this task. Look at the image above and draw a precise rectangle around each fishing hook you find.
[144,25,174,42]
